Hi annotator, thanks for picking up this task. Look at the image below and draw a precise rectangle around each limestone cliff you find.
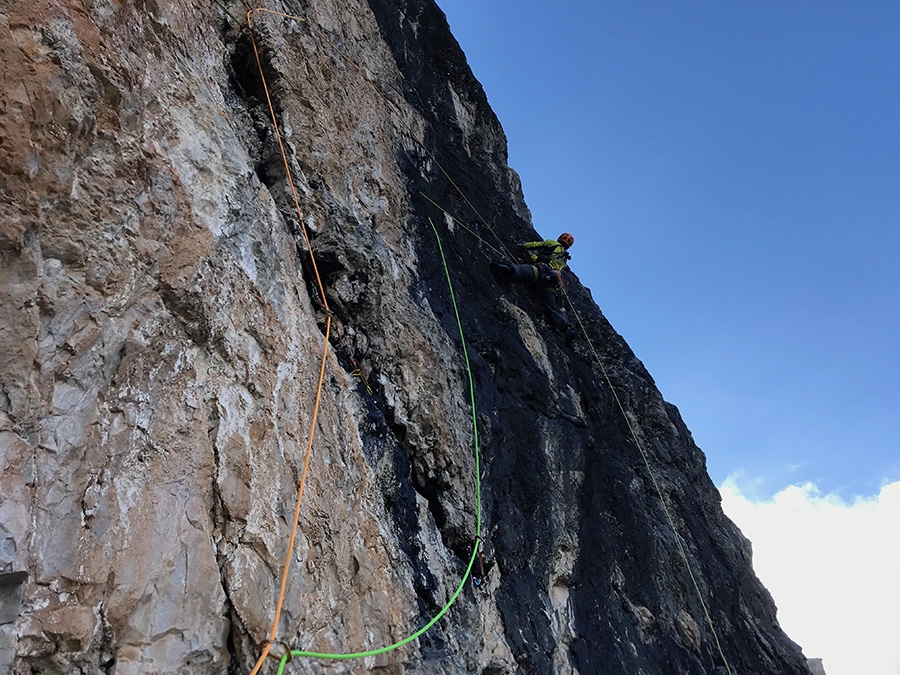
[0,0,811,673]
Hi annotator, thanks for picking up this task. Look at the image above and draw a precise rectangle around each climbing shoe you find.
[489,261,514,278]
[565,326,577,347]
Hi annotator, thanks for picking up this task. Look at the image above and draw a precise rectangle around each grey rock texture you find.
[0,0,812,673]
[807,657,828,675]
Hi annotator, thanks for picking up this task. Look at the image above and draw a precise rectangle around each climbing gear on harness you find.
[350,368,374,396]
[536,263,566,288]
[536,262,555,284]
[558,232,574,248]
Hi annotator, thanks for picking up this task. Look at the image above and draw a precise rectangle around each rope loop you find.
[258,641,293,663]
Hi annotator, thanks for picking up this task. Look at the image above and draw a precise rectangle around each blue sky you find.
[436,1,900,500]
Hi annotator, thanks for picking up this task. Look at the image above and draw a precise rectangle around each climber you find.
[490,233,578,346]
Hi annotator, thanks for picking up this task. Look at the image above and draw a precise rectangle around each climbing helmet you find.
[558,232,574,248]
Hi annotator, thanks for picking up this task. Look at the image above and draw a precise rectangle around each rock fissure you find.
[206,396,234,566]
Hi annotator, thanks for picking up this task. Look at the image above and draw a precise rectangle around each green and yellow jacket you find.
[523,239,570,271]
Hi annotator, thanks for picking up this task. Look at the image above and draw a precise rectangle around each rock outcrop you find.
[807,657,828,675]
[1,0,812,673]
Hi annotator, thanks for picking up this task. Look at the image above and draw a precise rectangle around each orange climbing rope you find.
[247,7,517,264]
[250,316,330,675]
[241,7,491,671]
[245,8,334,674]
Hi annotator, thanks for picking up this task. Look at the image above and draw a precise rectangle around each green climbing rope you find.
[558,287,735,675]
[274,217,482,673]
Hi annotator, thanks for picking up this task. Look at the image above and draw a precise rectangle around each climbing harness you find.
[535,262,567,288]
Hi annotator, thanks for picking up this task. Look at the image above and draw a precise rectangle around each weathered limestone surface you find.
[0,0,812,673]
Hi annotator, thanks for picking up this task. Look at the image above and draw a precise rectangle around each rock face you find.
[0,0,811,673]
[807,657,828,675]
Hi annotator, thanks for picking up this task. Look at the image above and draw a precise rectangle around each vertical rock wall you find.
[0,0,810,673]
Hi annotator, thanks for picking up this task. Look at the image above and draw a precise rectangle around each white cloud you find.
[718,478,900,675]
